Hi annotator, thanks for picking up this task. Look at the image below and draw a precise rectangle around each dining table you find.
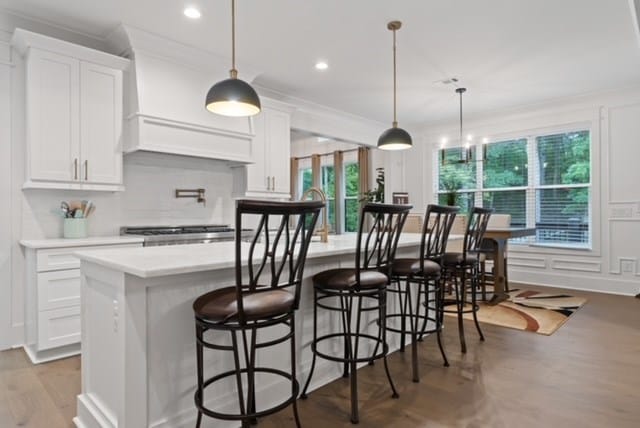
[483,227,536,305]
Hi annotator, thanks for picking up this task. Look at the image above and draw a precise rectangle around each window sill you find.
[511,241,592,252]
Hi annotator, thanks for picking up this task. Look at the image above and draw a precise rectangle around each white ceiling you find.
[2,0,640,125]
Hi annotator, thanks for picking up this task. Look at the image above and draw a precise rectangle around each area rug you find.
[444,288,587,335]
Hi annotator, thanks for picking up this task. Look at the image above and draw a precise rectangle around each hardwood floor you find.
[1,284,639,427]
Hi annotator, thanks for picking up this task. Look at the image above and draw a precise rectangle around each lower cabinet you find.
[22,240,142,363]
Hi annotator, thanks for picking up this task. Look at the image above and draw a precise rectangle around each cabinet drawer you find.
[37,306,81,351]
[37,269,80,310]
[36,244,140,272]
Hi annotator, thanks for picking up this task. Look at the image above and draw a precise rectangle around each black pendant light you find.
[378,21,412,151]
[205,0,261,117]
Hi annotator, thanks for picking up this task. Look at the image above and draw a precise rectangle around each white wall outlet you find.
[621,260,635,273]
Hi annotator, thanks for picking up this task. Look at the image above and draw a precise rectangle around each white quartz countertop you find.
[75,233,446,279]
[20,236,144,249]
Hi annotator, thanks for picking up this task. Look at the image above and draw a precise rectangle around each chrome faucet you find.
[301,187,329,243]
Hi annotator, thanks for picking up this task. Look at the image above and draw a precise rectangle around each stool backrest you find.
[463,207,493,259]
[421,204,459,271]
[357,203,412,283]
[235,199,323,314]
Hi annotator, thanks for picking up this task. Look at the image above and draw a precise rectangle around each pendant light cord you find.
[392,27,397,127]
[459,90,463,144]
[230,0,238,78]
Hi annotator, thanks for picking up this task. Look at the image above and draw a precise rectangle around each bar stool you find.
[300,203,411,424]
[386,204,459,382]
[441,207,493,353]
[192,199,323,428]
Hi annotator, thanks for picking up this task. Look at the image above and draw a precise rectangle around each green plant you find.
[360,168,385,203]
[440,165,463,206]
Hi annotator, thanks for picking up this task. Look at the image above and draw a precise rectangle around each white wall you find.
[0,39,12,349]
[397,87,640,296]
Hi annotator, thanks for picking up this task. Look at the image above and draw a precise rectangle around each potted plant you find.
[440,165,463,207]
[360,167,385,203]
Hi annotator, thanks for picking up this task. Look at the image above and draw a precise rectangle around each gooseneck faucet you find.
[301,187,329,243]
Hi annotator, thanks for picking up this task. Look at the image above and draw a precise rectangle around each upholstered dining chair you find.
[192,199,323,428]
[478,214,512,300]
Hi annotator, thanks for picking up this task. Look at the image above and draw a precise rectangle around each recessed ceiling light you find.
[184,7,202,19]
[315,61,329,71]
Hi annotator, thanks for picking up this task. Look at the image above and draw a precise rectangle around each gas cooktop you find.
[120,225,253,246]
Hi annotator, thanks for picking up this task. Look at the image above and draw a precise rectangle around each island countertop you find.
[75,233,444,279]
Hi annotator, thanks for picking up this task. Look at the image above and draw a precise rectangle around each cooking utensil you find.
[61,202,70,218]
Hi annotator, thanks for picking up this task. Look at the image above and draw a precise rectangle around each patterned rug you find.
[445,288,587,335]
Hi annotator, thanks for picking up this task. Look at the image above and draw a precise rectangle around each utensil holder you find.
[63,218,88,239]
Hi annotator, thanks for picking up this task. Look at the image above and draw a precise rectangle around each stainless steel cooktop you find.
[120,225,253,246]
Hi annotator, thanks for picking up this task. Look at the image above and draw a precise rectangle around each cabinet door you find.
[265,108,291,195]
[80,62,123,184]
[27,49,80,182]
[245,111,269,193]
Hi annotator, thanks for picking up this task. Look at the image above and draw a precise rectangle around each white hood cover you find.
[107,25,258,163]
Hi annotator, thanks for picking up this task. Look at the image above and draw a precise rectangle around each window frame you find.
[435,126,593,250]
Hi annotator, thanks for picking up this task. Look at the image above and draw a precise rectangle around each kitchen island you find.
[73,233,445,428]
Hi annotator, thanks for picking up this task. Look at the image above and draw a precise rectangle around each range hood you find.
[107,25,257,163]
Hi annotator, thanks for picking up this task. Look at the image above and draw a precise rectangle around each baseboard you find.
[509,269,639,296]
[75,393,117,428]
[23,343,80,364]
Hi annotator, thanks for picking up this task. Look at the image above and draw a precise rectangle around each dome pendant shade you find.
[378,126,412,150]
[205,0,261,117]
[377,20,411,151]
[205,77,261,117]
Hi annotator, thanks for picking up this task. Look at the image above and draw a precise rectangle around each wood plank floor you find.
[1,284,639,427]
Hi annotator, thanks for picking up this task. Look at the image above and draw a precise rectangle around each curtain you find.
[333,151,344,234]
[358,146,370,197]
[290,157,299,200]
[311,154,321,190]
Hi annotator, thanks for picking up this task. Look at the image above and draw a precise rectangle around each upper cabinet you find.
[12,29,129,191]
[234,99,295,199]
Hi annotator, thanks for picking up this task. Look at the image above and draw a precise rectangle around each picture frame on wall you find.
[392,192,409,204]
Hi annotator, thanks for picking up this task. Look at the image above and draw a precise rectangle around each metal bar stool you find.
[192,199,323,428]
[386,204,459,382]
[300,203,411,424]
[441,207,493,353]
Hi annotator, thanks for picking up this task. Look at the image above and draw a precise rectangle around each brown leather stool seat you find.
[193,287,295,323]
[442,252,484,267]
[391,258,441,277]
[313,268,388,290]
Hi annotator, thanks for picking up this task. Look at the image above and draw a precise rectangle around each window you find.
[296,150,362,234]
[535,131,590,246]
[344,162,359,232]
[321,164,336,232]
[436,130,591,248]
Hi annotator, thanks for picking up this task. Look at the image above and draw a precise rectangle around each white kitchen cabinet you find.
[12,29,129,191]
[236,99,295,198]
[20,237,143,363]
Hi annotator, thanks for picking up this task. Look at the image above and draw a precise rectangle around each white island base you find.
[73,234,434,428]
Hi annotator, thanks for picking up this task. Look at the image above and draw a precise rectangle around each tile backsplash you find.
[20,152,237,239]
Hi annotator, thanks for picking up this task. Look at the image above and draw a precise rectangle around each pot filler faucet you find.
[175,188,206,206]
